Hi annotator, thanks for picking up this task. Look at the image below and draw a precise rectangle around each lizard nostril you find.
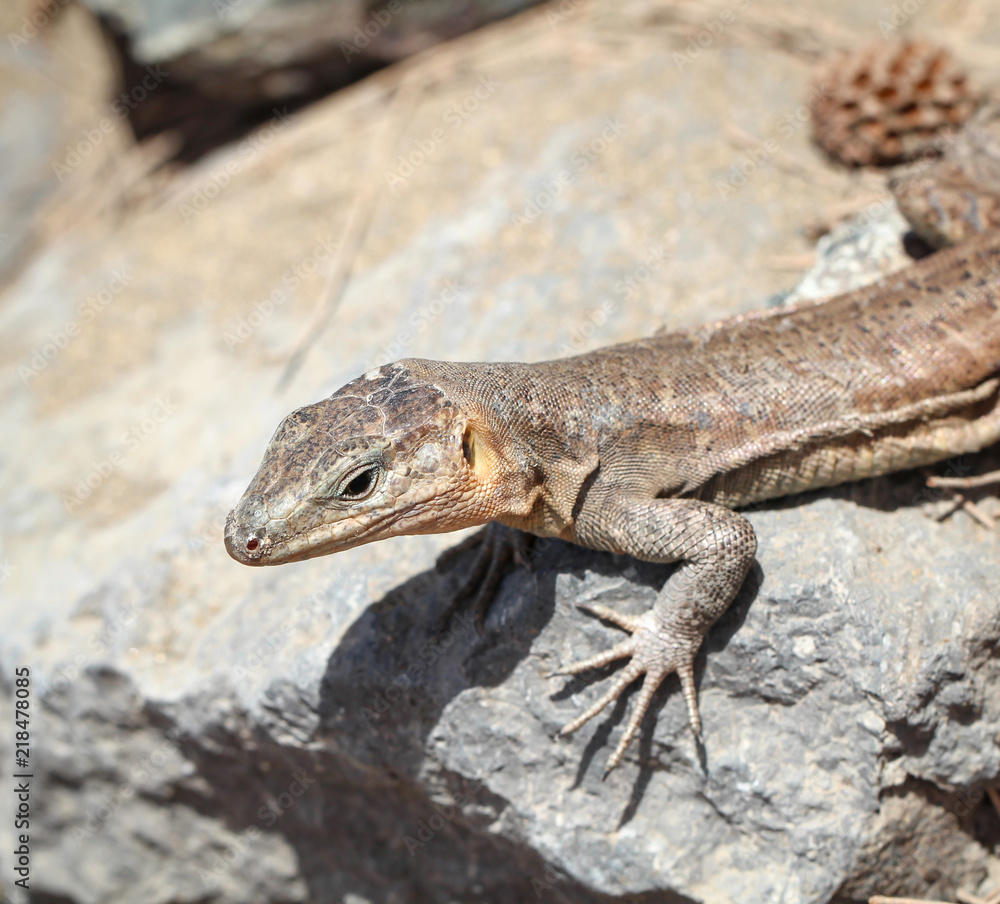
[246,537,260,551]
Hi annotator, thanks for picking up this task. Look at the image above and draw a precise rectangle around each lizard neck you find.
[403,358,599,537]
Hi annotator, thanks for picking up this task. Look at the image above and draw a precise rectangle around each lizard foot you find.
[435,523,534,634]
[553,603,701,776]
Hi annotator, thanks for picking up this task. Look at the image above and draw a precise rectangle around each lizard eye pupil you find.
[344,468,375,498]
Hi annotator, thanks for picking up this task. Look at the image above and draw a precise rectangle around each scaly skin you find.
[226,225,1000,773]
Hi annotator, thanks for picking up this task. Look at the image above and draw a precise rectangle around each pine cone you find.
[810,40,979,168]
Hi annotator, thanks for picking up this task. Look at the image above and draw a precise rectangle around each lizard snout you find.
[225,495,276,565]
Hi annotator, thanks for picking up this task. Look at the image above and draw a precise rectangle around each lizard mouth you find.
[224,498,402,566]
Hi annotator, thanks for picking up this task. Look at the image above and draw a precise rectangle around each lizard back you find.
[571,230,1000,508]
[414,231,1000,524]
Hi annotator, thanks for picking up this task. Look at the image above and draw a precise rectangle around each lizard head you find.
[225,360,508,566]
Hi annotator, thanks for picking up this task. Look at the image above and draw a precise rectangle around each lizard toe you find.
[677,659,702,739]
[559,660,643,737]
[576,602,644,632]
[603,665,668,776]
[549,637,636,678]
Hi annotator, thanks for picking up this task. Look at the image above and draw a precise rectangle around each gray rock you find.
[79,0,541,102]
[0,89,60,282]
[1,1,999,902]
[81,0,537,65]
[781,204,915,305]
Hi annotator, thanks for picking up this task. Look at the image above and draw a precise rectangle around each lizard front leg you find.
[559,497,757,774]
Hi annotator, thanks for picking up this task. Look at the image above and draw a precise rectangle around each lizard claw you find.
[554,607,702,774]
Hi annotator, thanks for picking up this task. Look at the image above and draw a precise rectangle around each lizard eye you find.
[339,465,379,500]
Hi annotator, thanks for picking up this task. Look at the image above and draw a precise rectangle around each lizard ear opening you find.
[462,427,477,469]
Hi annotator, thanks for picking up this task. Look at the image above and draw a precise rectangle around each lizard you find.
[225,103,1000,776]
